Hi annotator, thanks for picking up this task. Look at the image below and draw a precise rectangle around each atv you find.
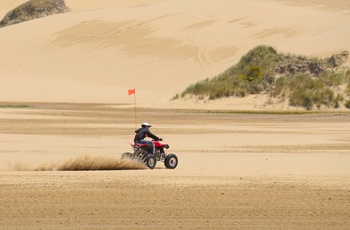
[121,139,178,169]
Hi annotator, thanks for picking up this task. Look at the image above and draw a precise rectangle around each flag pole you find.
[133,91,137,129]
[128,88,137,129]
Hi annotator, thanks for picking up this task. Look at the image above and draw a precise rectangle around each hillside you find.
[0,0,350,105]
[0,0,69,28]
[177,46,350,110]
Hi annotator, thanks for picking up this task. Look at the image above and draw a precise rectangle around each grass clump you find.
[0,0,69,28]
[177,45,350,110]
[345,70,350,95]
[0,104,30,108]
[272,74,346,110]
[345,100,350,109]
[182,46,277,99]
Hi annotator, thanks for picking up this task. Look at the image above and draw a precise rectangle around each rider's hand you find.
[159,138,163,141]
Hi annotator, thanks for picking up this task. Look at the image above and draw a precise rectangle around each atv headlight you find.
[164,144,169,149]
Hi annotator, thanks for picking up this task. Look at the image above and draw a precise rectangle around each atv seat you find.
[133,143,153,154]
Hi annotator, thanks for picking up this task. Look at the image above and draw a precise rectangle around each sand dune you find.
[1,0,350,106]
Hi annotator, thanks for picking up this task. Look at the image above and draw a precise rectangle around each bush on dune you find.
[272,73,347,110]
[0,0,69,28]
[178,45,350,110]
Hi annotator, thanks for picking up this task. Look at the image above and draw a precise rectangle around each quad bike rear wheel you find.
[143,154,156,169]
[164,153,178,169]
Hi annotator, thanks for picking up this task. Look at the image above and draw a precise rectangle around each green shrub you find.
[318,88,335,108]
[345,70,350,95]
[237,46,279,76]
[333,94,343,108]
[289,88,313,110]
[177,46,349,109]
[344,100,350,109]
[270,76,291,98]
[240,66,263,82]
[318,73,344,87]
[345,100,350,109]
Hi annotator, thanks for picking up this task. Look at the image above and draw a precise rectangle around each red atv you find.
[121,139,178,169]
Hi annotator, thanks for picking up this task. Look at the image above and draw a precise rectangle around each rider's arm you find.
[147,130,160,141]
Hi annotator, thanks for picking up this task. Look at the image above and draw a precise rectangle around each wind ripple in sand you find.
[36,155,146,171]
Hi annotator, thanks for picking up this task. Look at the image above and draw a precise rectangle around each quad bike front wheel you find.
[143,154,156,169]
[164,153,178,169]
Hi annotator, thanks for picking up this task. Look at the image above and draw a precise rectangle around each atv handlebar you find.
[152,138,163,141]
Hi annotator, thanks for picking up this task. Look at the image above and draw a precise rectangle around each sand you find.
[1,0,350,229]
[0,103,349,229]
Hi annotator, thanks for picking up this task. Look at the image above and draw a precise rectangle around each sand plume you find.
[36,155,146,171]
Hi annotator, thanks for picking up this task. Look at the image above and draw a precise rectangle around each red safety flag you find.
[128,88,135,95]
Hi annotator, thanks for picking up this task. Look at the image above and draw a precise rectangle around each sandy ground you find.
[0,103,349,229]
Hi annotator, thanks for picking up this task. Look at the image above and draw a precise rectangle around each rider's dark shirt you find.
[134,127,160,143]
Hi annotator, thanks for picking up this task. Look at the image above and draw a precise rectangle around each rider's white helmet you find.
[142,122,152,127]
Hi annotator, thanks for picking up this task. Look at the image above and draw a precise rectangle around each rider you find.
[134,122,161,154]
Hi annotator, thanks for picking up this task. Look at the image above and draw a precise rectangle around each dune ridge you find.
[0,0,350,108]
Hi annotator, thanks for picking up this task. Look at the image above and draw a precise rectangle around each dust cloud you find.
[5,155,147,171]
[39,155,147,171]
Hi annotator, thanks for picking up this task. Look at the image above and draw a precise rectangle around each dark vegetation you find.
[0,0,69,28]
[176,45,350,110]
